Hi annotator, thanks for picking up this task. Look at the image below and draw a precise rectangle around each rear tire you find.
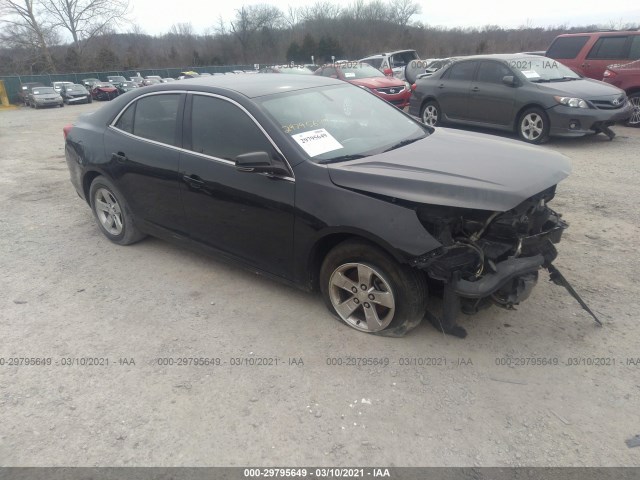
[89,176,146,246]
[320,239,428,337]
[626,93,640,127]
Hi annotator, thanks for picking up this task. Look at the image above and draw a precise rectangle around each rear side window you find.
[547,36,589,59]
[629,36,640,60]
[586,36,629,59]
[447,61,478,81]
[114,94,181,145]
[189,95,274,161]
[115,105,135,133]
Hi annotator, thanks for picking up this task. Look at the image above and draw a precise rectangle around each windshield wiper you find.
[318,154,368,164]
[530,78,551,83]
[382,137,423,153]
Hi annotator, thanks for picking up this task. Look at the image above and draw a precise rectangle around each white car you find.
[359,50,420,79]
[52,81,74,93]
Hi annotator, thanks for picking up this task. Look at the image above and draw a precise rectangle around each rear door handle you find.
[183,174,205,189]
[437,84,445,89]
[471,86,479,92]
[112,151,128,163]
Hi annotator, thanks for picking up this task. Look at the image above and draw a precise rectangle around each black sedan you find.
[409,54,633,143]
[60,84,92,105]
[63,75,589,337]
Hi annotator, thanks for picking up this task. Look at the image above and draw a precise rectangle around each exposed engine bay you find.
[411,185,600,337]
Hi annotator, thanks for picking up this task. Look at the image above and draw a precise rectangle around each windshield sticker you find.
[344,72,356,78]
[521,70,541,79]
[291,128,343,157]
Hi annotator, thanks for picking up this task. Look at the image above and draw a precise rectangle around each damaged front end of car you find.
[410,185,598,337]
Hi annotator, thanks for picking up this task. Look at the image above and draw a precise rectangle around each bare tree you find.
[389,0,420,27]
[169,22,194,37]
[230,4,283,62]
[0,0,57,71]
[299,1,342,22]
[41,0,130,50]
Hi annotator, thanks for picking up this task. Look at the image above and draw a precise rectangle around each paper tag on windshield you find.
[521,70,540,79]
[344,72,356,78]
[291,128,343,157]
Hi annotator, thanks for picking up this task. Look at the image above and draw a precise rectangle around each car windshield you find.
[362,58,384,69]
[257,84,427,163]
[339,63,385,79]
[109,76,126,83]
[121,82,136,87]
[96,83,114,88]
[507,56,581,82]
[32,88,55,94]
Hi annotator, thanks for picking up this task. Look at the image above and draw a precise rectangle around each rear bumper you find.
[548,103,633,137]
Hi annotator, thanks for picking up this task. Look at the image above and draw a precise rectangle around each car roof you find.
[171,74,342,98]
[445,53,552,62]
[554,30,640,37]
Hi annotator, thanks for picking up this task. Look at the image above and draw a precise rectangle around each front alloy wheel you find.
[421,101,440,127]
[319,239,428,337]
[328,263,396,332]
[627,93,640,127]
[518,108,549,144]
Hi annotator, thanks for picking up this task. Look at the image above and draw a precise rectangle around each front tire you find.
[89,176,146,245]
[626,93,640,127]
[421,100,441,127]
[320,239,428,337]
[518,107,550,144]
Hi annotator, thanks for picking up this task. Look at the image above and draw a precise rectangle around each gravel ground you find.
[1,102,639,467]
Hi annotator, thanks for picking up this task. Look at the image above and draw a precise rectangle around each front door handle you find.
[437,83,445,89]
[183,174,205,189]
[112,151,128,163]
[471,86,479,92]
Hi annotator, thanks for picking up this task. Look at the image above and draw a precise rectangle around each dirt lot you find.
[1,102,639,467]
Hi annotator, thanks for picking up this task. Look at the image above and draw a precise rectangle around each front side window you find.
[546,36,589,59]
[629,36,640,60]
[477,61,512,84]
[189,95,275,161]
[114,94,180,145]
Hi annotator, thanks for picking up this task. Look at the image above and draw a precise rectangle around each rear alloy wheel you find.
[626,93,640,127]
[320,239,428,336]
[89,176,146,245]
[518,107,550,144]
[421,100,441,127]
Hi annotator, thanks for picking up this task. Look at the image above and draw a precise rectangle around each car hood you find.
[350,77,405,88]
[327,128,571,211]
[534,78,624,98]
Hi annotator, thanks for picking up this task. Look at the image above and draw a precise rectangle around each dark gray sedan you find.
[409,54,633,143]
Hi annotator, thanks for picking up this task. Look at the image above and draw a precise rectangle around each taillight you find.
[603,69,616,78]
[63,124,73,139]
[411,83,417,91]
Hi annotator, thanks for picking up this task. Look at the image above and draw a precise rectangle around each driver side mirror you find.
[235,151,289,176]
[502,75,517,86]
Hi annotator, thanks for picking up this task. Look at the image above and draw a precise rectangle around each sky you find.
[128,0,640,36]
